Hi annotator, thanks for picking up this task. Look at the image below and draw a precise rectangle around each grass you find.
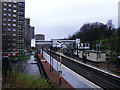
[8,55,29,61]
[3,71,52,88]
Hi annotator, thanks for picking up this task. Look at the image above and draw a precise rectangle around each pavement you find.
[39,51,102,89]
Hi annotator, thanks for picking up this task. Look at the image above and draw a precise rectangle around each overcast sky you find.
[25,0,119,40]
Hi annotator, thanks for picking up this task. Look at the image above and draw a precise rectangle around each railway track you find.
[46,50,120,90]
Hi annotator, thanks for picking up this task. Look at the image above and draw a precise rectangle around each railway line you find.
[45,50,120,90]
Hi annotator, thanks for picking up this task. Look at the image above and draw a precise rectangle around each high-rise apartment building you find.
[1,0,25,56]
[24,18,34,52]
[24,18,30,52]
[29,26,34,39]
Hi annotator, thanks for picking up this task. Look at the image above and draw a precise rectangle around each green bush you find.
[3,71,52,88]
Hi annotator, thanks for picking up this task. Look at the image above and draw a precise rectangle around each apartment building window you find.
[13,14,16,17]
[18,16,21,19]
[18,34,23,37]
[8,28,11,31]
[8,33,11,36]
[18,21,23,24]
[8,4,11,7]
[18,25,23,28]
[3,27,6,31]
[3,17,6,21]
[8,9,11,11]
[18,16,24,20]
[8,23,11,26]
[3,8,7,11]
[3,13,6,16]
[13,0,17,3]
[8,38,11,41]
[13,34,16,36]
[18,48,23,51]
[8,48,11,50]
[13,10,17,12]
[13,43,16,46]
[13,5,16,8]
[18,7,23,10]
[18,29,22,33]
[8,18,11,21]
[18,39,23,42]
[13,39,16,41]
[3,3,7,6]
[13,28,16,31]
[8,43,11,46]
[13,48,16,51]
[3,23,6,26]
[3,34,6,36]
[18,12,23,15]
[8,13,11,16]
[13,24,16,26]
[8,53,11,56]
[18,44,20,47]
[18,2,23,5]
[13,19,16,22]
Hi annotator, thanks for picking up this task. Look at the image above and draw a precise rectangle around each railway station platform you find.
[39,51,101,89]
[38,54,73,88]
[54,51,120,80]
